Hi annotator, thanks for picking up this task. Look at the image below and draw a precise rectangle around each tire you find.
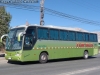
[84,51,89,59]
[39,52,48,63]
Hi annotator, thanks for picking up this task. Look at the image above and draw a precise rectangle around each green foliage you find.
[0,6,12,48]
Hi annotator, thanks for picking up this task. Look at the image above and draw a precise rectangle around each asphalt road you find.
[0,54,100,75]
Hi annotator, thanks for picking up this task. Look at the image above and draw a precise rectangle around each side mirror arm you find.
[18,32,25,41]
[0,34,8,42]
[18,32,23,41]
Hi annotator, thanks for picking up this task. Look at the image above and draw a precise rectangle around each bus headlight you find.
[15,52,22,56]
[15,54,20,56]
[5,53,7,56]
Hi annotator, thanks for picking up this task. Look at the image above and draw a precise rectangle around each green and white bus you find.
[0,24,99,63]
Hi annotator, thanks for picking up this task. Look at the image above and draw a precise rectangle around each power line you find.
[0,3,40,11]
[0,3,65,18]
[68,0,100,13]
[1,3,100,26]
[44,6,100,26]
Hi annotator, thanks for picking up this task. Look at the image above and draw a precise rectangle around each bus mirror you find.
[0,34,8,43]
[18,32,24,41]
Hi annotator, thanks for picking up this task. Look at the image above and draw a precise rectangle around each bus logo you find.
[76,43,93,47]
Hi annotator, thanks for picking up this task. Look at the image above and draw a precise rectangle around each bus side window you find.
[49,29,59,40]
[84,33,89,41]
[76,32,83,41]
[38,28,49,40]
[24,36,32,46]
[89,34,94,42]
[94,34,98,42]
[68,31,76,41]
[26,28,35,36]
[59,30,68,40]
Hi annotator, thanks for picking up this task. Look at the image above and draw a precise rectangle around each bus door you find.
[22,27,37,61]
[23,27,37,50]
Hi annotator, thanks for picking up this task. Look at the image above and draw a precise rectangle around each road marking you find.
[58,66,100,75]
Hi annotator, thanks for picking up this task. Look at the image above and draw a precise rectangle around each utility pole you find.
[40,0,45,26]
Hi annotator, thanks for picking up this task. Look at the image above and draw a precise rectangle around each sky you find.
[1,0,100,32]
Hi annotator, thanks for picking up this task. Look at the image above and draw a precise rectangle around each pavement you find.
[0,52,5,57]
[0,52,7,64]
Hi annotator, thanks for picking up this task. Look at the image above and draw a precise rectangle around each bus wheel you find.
[84,51,89,59]
[39,52,48,63]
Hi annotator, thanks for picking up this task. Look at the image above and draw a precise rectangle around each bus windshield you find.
[5,28,25,51]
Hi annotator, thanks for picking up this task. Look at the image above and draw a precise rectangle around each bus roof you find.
[11,24,97,34]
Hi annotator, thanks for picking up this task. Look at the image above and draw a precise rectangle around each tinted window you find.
[59,30,68,40]
[89,34,94,41]
[26,28,35,36]
[38,28,49,39]
[24,27,36,50]
[94,34,97,42]
[76,32,83,41]
[84,33,89,41]
[68,31,76,41]
[50,29,59,40]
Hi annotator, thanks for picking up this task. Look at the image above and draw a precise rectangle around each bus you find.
[0,24,99,63]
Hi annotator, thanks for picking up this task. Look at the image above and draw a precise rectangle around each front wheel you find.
[39,52,48,63]
[84,51,89,59]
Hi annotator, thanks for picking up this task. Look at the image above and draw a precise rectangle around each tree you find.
[0,6,12,51]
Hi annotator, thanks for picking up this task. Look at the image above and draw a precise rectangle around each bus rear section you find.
[98,43,100,54]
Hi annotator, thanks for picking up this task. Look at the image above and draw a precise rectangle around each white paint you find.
[58,66,100,75]
[12,24,90,32]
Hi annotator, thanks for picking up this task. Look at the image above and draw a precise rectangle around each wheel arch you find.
[84,50,89,53]
[40,51,49,56]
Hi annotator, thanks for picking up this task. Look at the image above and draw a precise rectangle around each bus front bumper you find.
[5,56,21,61]
[5,52,22,61]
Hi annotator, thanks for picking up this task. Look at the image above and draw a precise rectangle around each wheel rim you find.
[41,55,46,61]
[84,52,88,59]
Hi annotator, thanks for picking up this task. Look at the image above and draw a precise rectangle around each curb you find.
[0,57,5,60]
[0,53,7,64]
[0,53,5,57]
